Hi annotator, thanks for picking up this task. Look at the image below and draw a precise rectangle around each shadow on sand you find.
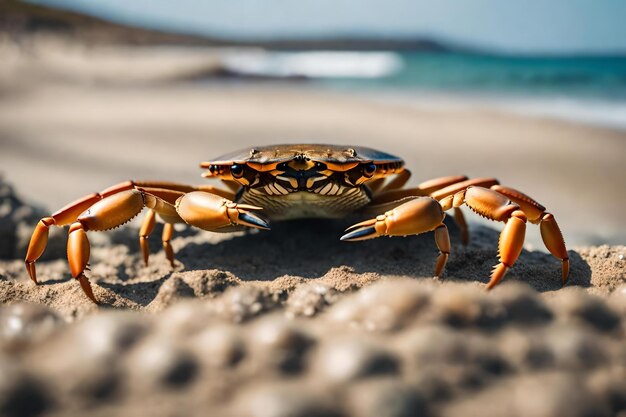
[168,217,592,293]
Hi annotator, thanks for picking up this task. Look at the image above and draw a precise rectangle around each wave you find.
[221,50,404,79]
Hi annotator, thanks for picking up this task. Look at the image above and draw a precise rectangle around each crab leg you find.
[26,180,215,303]
[341,197,450,278]
[371,169,412,195]
[490,185,569,282]
[440,186,529,289]
[66,189,187,303]
[370,176,492,245]
[25,181,135,284]
[162,223,176,267]
[62,189,149,303]
[139,209,157,266]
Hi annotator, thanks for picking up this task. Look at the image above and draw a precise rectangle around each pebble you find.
[66,366,122,404]
[587,367,626,414]
[312,337,399,383]
[441,371,610,417]
[406,368,453,402]
[326,279,431,331]
[213,286,273,323]
[249,315,313,374]
[234,383,342,417]
[70,312,150,360]
[429,284,506,330]
[543,324,608,370]
[498,328,554,371]
[0,360,51,417]
[286,282,338,317]
[495,283,552,325]
[551,288,621,332]
[398,325,468,366]
[512,372,610,417]
[191,324,245,369]
[128,337,199,390]
[23,312,149,402]
[157,299,214,336]
[345,379,428,417]
[0,303,63,352]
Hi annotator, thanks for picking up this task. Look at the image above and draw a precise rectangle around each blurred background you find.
[0,0,625,246]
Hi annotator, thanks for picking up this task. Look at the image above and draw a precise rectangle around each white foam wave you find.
[222,50,403,79]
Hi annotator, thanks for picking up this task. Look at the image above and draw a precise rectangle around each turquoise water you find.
[325,52,626,100]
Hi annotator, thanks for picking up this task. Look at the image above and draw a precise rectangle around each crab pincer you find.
[342,197,451,278]
[175,191,270,231]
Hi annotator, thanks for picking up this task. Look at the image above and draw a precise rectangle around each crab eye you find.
[363,163,377,176]
[230,164,244,178]
[278,162,289,171]
[315,162,326,170]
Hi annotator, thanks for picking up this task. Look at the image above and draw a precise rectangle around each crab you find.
[25,144,569,303]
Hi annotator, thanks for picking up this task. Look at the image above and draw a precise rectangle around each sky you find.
[34,0,626,54]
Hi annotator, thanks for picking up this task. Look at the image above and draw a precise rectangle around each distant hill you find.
[0,0,218,45]
[0,0,450,51]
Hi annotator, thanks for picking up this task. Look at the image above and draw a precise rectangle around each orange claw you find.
[342,197,445,240]
[176,191,270,231]
[342,197,450,278]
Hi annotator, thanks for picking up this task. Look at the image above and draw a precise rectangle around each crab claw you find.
[176,191,270,231]
[340,218,378,241]
[341,197,451,278]
[341,197,445,241]
[238,211,270,230]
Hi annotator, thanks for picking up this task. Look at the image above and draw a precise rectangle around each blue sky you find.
[34,0,626,54]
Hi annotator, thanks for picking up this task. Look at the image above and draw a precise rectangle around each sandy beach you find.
[1,34,625,417]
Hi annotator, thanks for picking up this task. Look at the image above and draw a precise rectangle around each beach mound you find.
[0,179,625,417]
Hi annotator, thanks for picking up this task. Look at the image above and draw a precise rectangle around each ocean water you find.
[222,51,626,129]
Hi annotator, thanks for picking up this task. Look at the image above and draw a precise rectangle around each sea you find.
[221,50,626,130]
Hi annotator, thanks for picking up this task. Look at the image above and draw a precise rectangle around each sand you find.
[0,38,625,417]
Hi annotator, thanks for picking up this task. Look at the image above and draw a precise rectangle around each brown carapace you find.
[25,144,569,303]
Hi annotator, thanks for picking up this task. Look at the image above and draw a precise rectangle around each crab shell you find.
[200,143,404,180]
